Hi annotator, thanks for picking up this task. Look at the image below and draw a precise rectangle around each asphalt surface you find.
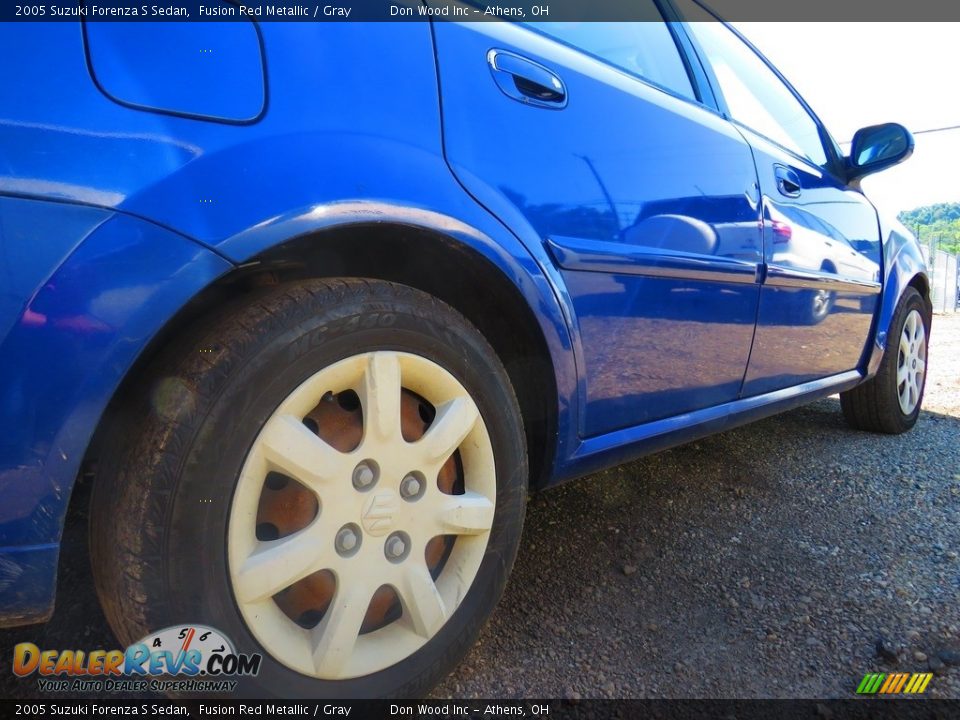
[2,313,958,700]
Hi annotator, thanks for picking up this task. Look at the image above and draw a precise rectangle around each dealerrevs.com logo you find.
[13,625,261,694]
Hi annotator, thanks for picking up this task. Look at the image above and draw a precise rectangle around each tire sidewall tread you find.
[840,287,931,434]
[90,279,527,698]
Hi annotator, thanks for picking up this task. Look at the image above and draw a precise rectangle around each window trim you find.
[668,0,849,181]
[655,0,720,111]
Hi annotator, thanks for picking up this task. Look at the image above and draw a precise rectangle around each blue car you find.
[0,4,931,698]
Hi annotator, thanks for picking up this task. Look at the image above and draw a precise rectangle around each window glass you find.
[527,14,696,101]
[678,4,827,165]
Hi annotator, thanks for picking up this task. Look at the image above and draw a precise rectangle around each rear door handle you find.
[487,49,567,109]
[774,164,802,197]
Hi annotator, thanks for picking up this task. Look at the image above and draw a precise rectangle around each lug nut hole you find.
[337,389,361,412]
[335,523,362,558]
[384,531,411,563]
[264,472,290,491]
[400,471,426,501]
[352,460,379,491]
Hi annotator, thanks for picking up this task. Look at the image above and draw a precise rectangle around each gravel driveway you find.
[3,314,958,700]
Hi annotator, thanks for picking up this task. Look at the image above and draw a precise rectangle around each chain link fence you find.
[921,244,959,314]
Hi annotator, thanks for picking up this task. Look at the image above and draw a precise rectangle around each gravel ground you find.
[2,314,958,700]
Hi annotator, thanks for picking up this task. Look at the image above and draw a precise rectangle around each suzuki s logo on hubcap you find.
[362,491,399,536]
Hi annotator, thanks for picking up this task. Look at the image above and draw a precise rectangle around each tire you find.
[840,286,930,434]
[806,288,834,325]
[90,278,527,698]
[790,288,834,325]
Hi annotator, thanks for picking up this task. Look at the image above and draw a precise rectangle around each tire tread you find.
[840,287,929,435]
[89,278,525,698]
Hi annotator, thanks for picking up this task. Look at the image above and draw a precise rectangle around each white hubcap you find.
[896,309,926,415]
[228,351,496,679]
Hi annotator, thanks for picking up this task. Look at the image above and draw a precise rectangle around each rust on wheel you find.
[257,387,460,634]
[230,351,496,679]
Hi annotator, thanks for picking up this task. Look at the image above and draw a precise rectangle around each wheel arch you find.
[864,221,932,378]
[907,272,933,315]
[85,220,563,496]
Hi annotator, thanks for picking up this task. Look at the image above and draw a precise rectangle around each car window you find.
[526,12,696,101]
[778,205,811,230]
[806,213,832,236]
[800,210,832,236]
[677,3,828,166]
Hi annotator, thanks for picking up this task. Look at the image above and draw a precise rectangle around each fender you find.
[0,21,582,481]
[215,193,580,479]
[0,202,232,623]
[865,215,929,378]
[104,69,582,480]
[0,190,579,626]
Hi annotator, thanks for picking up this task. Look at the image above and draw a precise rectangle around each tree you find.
[899,203,960,255]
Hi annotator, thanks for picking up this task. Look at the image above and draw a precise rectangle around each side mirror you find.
[847,123,914,182]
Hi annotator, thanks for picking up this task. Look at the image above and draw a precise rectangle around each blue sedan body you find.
[0,18,929,624]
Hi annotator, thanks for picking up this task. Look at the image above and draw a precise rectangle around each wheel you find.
[90,279,527,697]
[807,288,834,325]
[840,286,930,434]
[790,287,834,325]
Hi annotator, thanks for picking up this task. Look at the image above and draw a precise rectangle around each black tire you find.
[90,278,527,698]
[840,286,931,434]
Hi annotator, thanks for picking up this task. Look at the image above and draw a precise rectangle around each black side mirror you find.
[847,123,914,182]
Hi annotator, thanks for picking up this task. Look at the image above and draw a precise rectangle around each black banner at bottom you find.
[2,699,959,720]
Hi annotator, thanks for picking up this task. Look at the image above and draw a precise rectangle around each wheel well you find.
[86,223,558,491]
[908,273,933,315]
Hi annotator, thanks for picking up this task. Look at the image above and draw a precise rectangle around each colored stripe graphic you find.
[879,674,897,693]
[904,674,921,693]
[906,672,933,694]
[892,673,910,693]
[857,673,886,694]
[858,672,933,694]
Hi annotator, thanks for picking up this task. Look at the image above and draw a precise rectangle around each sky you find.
[733,23,960,215]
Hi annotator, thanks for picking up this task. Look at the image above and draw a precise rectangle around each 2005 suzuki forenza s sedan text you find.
[0,0,931,697]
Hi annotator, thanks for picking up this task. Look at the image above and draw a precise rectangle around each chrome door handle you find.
[487,49,567,109]
[774,164,802,197]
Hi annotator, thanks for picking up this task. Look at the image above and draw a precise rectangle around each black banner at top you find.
[4,0,960,22]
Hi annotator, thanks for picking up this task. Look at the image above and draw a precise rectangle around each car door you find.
[679,8,883,397]
[430,5,764,437]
